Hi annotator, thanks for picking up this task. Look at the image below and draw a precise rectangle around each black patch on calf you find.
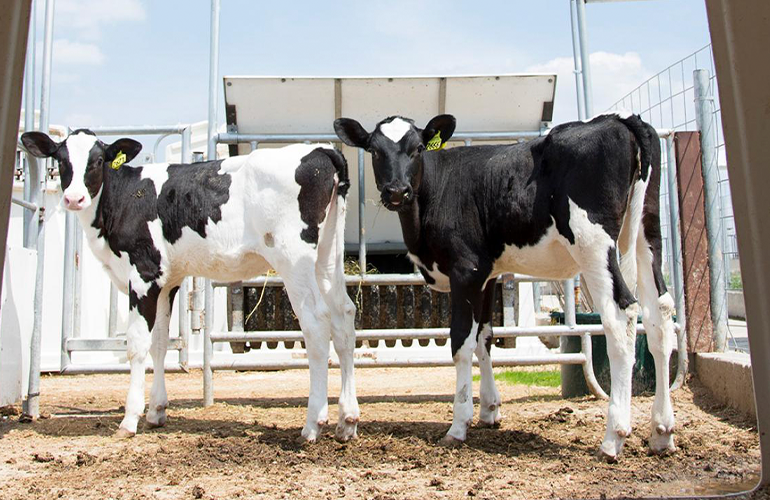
[295,148,344,246]
[129,282,161,331]
[157,160,230,244]
[608,247,637,310]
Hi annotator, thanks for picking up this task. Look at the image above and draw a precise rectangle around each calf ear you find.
[105,138,142,164]
[421,114,457,147]
[334,118,370,149]
[21,132,59,158]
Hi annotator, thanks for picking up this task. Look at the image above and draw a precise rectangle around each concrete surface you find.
[695,350,756,420]
[728,290,746,320]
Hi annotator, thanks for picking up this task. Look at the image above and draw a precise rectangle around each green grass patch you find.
[473,370,561,387]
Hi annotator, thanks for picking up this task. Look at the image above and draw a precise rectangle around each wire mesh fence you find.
[608,44,744,350]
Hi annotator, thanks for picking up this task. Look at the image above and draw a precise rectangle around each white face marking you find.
[379,118,412,143]
[63,132,99,208]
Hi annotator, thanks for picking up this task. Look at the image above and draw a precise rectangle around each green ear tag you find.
[426,131,443,151]
[111,151,126,170]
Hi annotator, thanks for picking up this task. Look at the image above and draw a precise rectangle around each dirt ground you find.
[0,367,761,500]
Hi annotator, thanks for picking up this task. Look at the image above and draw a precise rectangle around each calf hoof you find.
[648,425,676,455]
[439,434,464,448]
[296,434,317,446]
[335,416,359,443]
[476,418,501,429]
[596,447,619,464]
[145,415,167,429]
[114,427,136,439]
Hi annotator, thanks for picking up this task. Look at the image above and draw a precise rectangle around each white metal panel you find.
[221,74,556,247]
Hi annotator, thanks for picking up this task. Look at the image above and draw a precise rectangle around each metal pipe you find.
[212,272,554,288]
[693,69,728,352]
[66,338,185,352]
[581,332,608,399]
[11,197,37,211]
[178,127,193,367]
[72,223,83,338]
[209,323,664,343]
[23,0,54,419]
[358,148,366,277]
[59,212,76,371]
[203,278,214,406]
[83,125,190,136]
[22,2,35,248]
[666,135,689,389]
[569,0,586,121]
[207,0,220,162]
[108,283,118,338]
[575,0,594,118]
[60,363,188,375]
[211,354,588,372]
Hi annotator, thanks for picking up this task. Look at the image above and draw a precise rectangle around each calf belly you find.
[492,226,579,280]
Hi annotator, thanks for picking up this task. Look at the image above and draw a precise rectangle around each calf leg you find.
[441,270,486,446]
[146,286,177,428]
[279,265,332,443]
[476,281,502,427]
[636,237,677,454]
[329,292,359,442]
[117,282,161,437]
[580,248,639,461]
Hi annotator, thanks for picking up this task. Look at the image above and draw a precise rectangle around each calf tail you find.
[316,147,350,198]
[618,114,657,184]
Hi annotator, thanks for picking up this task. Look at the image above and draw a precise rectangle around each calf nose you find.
[64,194,86,209]
[385,185,411,206]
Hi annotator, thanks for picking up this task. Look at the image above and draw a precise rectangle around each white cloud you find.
[53,0,146,40]
[52,39,105,65]
[65,113,97,127]
[527,51,650,124]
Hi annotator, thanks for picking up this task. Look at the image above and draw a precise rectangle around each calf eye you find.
[96,157,104,168]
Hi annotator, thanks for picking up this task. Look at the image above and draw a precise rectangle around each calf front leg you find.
[147,286,176,429]
[441,270,486,446]
[476,281,501,427]
[117,282,161,438]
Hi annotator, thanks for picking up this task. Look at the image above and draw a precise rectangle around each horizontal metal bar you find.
[210,324,663,343]
[212,272,556,288]
[77,125,190,136]
[211,353,587,371]
[11,197,37,211]
[59,363,188,375]
[215,130,544,145]
[66,337,185,352]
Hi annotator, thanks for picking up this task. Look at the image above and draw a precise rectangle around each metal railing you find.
[608,44,734,351]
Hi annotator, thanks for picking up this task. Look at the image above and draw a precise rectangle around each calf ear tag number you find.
[426,132,444,151]
[111,151,127,170]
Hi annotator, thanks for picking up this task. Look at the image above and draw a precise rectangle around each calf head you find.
[334,115,455,211]
[21,130,142,211]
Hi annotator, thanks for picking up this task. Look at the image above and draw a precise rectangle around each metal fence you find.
[608,43,738,350]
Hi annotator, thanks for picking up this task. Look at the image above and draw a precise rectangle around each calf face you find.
[334,115,455,211]
[21,130,142,211]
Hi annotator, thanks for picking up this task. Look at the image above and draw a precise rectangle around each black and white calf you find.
[335,113,676,460]
[21,130,359,442]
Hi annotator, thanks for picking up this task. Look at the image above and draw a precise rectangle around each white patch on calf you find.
[493,224,580,280]
[379,118,412,143]
[407,252,451,292]
[63,132,99,205]
[139,163,170,196]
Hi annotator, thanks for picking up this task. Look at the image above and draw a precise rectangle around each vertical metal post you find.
[569,0,586,121]
[60,213,75,369]
[108,283,118,337]
[665,135,688,388]
[22,1,35,248]
[358,148,366,276]
[24,0,54,419]
[72,225,83,338]
[178,126,192,367]
[203,0,220,406]
[575,0,594,118]
[693,69,727,352]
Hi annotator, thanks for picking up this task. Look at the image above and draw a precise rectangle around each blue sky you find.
[29,0,711,153]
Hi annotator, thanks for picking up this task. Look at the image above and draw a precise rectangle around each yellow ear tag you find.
[426,131,443,151]
[111,151,126,170]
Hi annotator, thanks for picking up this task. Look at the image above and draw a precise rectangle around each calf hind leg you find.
[146,286,177,428]
[579,247,639,461]
[637,240,677,454]
[329,293,360,442]
[476,281,502,427]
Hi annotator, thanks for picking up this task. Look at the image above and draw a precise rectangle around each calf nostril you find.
[77,196,86,204]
